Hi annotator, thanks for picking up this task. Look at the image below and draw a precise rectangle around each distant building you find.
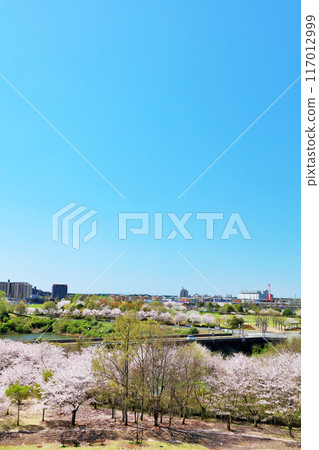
[0,280,32,299]
[180,287,189,298]
[32,286,51,298]
[29,288,51,304]
[52,284,68,300]
[237,290,270,301]
[0,281,10,296]
[271,298,301,309]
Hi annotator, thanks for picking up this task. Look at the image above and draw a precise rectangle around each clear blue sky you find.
[0,0,300,297]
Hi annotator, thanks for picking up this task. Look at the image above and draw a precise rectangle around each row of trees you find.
[255,316,300,332]
[26,304,218,327]
[0,313,300,436]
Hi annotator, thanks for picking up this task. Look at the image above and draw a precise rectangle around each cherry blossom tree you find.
[202,314,216,327]
[110,308,122,319]
[81,308,93,317]
[137,310,149,321]
[165,301,174,309]
[0,340,27,374]
[43,349,94,426]
[0,384,10,415]
[159,312,172,324]
[206,353,253,430]
[172,304,187,312]
[57,300,71,311]
[187,312,202,325]
[0,333,301,436]
[1,360,38,423]
[257,352,301,437]
[149,310,160,321]
[99,307,113,319]
[174,312,187,325]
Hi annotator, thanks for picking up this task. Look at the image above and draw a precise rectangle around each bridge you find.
[170,332,288,354]
[37,331,289,354]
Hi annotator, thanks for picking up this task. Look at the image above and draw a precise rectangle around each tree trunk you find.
[17,402,20,426]
[123,397,128,426]
[226,414,231,431]
[136,418,139,443]
[42,408,45,422]
[112,406,115,419]
[140,397,144,421]
[93,402,97,409]
[182,408,187,425]
[289,424,294,438]
[124,363,129,426]
[71,409,77,426]
[160,413,163,424]
[154,409,159,427]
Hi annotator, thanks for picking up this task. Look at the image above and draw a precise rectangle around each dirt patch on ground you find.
[0,405,301,449]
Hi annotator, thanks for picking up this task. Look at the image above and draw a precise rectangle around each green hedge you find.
[0,314,53,335]
[52,318,114,336]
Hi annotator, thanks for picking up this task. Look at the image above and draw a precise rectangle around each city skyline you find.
[0,277,299,300]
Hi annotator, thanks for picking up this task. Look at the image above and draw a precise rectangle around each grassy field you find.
[25,304,46,309]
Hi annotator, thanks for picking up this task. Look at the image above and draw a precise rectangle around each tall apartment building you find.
[52,284,68,300]
[0,280,32,299]
[0,281,10,296]
[180,287,189,298]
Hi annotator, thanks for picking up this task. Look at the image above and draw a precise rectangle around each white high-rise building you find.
[237,290,269,301]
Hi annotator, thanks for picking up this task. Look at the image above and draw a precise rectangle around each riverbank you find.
[0,332,76,342]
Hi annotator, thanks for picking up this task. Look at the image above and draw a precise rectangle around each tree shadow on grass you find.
[0,418,45,433]
[17,424,45,433]
[44,419,72,429]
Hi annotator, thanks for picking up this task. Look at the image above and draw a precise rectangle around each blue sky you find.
[0,0,300,297]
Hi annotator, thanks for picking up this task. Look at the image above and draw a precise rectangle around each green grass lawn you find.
[26,304,44,309]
